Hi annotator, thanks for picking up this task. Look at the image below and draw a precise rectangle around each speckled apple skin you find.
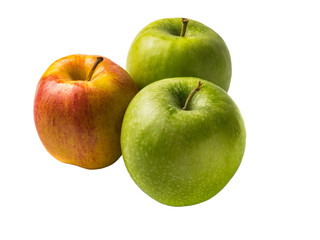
[34,54,138,169]
[126,18,232,91]
[121,78,245,206]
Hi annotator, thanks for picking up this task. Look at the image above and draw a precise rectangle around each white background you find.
[1,0,319,239]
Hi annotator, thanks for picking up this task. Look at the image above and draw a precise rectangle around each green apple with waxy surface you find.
[121,77,246,206]
[126,18,232,91]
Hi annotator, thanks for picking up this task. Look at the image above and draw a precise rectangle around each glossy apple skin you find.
[126,18,232,91]
[34,54,138,169]
[121,77,245,206]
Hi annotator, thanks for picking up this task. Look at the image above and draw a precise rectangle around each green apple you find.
[121,77,246,206]
[126,18,232,91]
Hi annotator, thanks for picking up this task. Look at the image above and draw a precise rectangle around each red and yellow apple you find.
[34,54,138,169]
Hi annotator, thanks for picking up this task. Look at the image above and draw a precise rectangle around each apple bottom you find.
[35,81,123,169]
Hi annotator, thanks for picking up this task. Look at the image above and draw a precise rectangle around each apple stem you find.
[87,57,103,81]
[180,18,189,37]
[182,81,203,110]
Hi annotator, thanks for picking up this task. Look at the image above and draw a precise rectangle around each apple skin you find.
[121,77,245,206]
[126,18,232,91]
[34,54,138,169]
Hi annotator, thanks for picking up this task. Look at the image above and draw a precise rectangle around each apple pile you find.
[34,18,246,206]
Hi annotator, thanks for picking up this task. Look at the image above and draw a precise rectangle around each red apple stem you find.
[87,57,103,81]
[182,81,203,110]
[180,18,189,37]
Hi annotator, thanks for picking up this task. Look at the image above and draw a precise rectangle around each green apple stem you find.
[87,57,103,81]
[180,18,189,37]
[182,81,203,110]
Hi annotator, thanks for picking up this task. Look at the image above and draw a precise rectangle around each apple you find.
[121,77,246,206]
[34,54,138,169]
[126,18,232,91]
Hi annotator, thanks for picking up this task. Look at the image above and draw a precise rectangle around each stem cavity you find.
[182,81,203,110]
[180,18,189,37]
[87,56,103,81]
